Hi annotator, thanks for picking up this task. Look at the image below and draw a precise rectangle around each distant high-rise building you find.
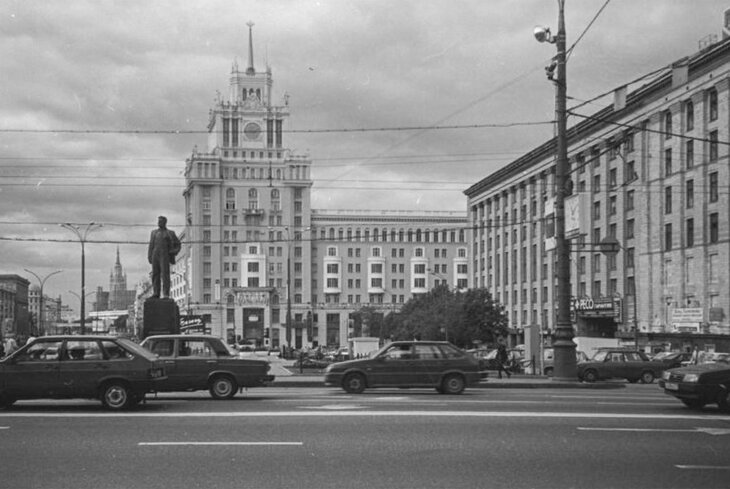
[94,248,136,312]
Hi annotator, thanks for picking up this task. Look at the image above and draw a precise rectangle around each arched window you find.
[271,189,279,199]
[248,188,258,198]
[226,188,236,198]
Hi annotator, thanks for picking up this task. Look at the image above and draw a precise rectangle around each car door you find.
[3,339,63,398]
[604,351,628,379]
[624,351,651,379]
[367,344,414,387]
[59,340,108,398]
[411,344,445,386]
[145,338,181,390]
[173,338,217,390]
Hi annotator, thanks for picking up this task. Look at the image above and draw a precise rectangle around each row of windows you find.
[664,213,721,249]
[317,228,466,244]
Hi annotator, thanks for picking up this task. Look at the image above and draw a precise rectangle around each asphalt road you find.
[1,384,728,489]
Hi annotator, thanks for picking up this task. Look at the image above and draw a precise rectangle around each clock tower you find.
[183,23,312,349]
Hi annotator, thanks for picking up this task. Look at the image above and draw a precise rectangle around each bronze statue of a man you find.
[148,216,181,299]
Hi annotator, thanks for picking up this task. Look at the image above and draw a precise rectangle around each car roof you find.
[32,335,122,341]
[143,334,219,340]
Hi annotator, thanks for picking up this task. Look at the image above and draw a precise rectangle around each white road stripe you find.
[139,442,302,446]
[579,426,730,435]
[675,465,730,470]
[1,411,729,420]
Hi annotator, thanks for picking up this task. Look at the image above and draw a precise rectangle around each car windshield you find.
[591,351,609,362]
[118,338,158,361]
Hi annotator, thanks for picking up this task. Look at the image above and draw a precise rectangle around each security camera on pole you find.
[534,0,577,381]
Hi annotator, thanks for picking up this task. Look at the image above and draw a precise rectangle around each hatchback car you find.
[0,335,166,410]
[140,334,274,399]
[324,341,487,394]
[659,363,730,411]
[576,348,665,383]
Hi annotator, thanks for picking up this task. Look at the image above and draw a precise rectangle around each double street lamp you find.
[60,222,102,335]
[535,0,577,380]
[24,268,62,336]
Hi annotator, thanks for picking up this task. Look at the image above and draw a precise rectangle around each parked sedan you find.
[651,351,693,369]
[324,341,487,394]
[576,348,665,383]
[0,335,166,410]
[140,334,274,399]
[659,363,730,411]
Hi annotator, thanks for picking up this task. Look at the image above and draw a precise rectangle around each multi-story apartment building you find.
[179,26,467,349]
[0,274,30,341]
[465,36,730,352]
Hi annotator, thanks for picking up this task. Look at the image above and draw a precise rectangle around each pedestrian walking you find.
[496,342,511,379]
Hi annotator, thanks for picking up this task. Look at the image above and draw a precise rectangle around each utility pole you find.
[535,0,577,380]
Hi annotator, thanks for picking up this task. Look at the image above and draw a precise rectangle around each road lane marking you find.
[676,465,730,470]
[2,411,730,420]
[578,427,730,435]
[139,442,303,446]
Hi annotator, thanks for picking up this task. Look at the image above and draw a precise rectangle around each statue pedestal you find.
[143,298,180,339]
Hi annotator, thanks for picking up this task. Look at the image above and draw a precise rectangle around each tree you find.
[387,286,508,349]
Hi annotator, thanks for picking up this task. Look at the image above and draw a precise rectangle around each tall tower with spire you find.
[108,247,135,310]
[183,22,312,347]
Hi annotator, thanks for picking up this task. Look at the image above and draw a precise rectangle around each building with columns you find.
[465,36,730,353]
[178,25,468,349]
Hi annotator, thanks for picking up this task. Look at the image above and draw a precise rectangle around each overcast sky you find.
[1,0,727,312]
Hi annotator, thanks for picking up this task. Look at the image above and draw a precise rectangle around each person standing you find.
[148,216,181,299]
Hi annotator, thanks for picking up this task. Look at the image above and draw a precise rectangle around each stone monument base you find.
[143,297,180,339]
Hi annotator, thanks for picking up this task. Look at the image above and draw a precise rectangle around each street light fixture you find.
[60,222,102,335]
[535,0,577,381]
[24,268,62,336]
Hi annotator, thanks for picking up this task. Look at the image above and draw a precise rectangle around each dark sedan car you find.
[140,334,274,399]
[324,341,487,394]
[576,348,665,383]
[659,363,730,411]
[651,351,693,369]
[0,335,166,410]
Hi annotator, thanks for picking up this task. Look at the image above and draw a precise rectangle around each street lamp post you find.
[24,269,62,336]
[535,0,576,380]
[61,222,102,335]
[68,289,95,334]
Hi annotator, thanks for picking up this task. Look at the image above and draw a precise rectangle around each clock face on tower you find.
[244,122,261,140]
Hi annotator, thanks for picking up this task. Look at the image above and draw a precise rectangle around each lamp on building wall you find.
[60,222,102,335]
[535,0,577,380]
[24,269,62,336]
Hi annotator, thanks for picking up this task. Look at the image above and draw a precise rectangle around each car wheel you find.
[441,374,466,395]
[209,375,237,400]
[717,386,730,413]
[101,382,133,411]
[342,373,366,394]
[544,367,553,377]
[582,369,598,383]
[681,399,706,410]
[640,371,655,384]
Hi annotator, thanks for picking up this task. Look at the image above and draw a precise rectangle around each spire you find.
[246,21,255,75]
[115,246,121,266]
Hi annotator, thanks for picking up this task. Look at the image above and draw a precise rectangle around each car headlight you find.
[661,370,671,380]
[683,373,700,383]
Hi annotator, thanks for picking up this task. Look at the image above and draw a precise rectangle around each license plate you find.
[664,382,678,391]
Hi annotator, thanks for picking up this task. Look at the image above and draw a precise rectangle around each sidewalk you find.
[271,370,625,389]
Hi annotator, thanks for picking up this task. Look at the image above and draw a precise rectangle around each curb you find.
[271,377,626,390]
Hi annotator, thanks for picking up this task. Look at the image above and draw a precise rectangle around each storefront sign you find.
[672,308,703,323]
[571,296,620,318]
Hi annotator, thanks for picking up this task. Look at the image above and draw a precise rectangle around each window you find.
[665,186,672,214]
[686,140,694,169]
[709,89,718,121]
[664,111,672,138]
[625,190,634,211]
[593,175,601,193]
[609,196,617,216]
[686,218,694,248]
[664,223,672,250]
[609,168,617,188]
[247,262,259,272]
[626,247,635,268]
[664,148,672,175]
[686,180,694,209]
[593,201,601,220]
[592,254,601,273]
[685,101,694,131]
[709,172,718,203]
[709,213,719,243]
[326,263,339,274]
